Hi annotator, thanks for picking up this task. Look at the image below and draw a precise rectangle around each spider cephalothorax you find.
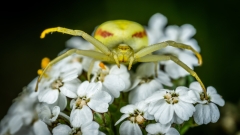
[36,20,207,97]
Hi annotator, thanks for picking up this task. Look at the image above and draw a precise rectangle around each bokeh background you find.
[1,0,240,134]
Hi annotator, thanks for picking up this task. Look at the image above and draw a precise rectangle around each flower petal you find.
[77,81,90,96]
[189,82,203,93]
[9,115,23,134]
[33,120,51,135]
[120,105,135,113]
[61,69,78,82]
[146,123,171,134]
[51,93,67,111]
[180,24,196,41]
[119,121,142,135]
[115,114,129,126]
[129,80,161,104]
[159,104,174,124]
[166,127,180,135]
[210,94,225,107]
[51,106,60,122]
[38,89,59,104]
[209,103,220,123]
[91,90,111,103]
[81,121,99,135]
[52,124,71,135]
[193,104,203,125]
[60,86,77,98]
[104,75,126,93]
[70,106,93,127]
[88,99,109,113]
[145,90,165,103]
[148,100,164,115]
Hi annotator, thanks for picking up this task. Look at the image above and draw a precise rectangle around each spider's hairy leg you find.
[135,40,202,65]
[165,41,202,65]
[40,27,111,56]
[136,54,207,98]
[35,49,114,91]
[88,59,96,82]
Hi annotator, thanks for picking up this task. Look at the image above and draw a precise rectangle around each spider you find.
[36,20,206,96]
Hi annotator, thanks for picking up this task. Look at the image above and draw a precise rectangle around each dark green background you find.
[1,1,239,134]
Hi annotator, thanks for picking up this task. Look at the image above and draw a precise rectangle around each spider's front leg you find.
[135,54,207,98]
[35,49,114,91]
[40,27,111,56]
[135,40,202,65]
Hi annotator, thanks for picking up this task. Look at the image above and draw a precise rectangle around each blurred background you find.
[1,0,240,134]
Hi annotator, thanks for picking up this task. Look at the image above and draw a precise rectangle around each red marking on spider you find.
[132,31,147,38]
[95,29,113,38]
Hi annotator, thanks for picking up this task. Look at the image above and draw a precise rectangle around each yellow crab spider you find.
[36,20,207,96]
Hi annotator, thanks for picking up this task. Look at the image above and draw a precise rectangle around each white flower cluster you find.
[0,13,224,135]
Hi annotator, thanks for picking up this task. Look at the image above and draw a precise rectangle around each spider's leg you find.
[87,59,97,82]
[136,54,207,97]
[35,49,114,91]
[40,27,111,56]
[135,40,202,65]
[154,62,158,77]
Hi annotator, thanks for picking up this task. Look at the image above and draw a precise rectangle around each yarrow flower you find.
[115,101,154,135]
[92,62,131,101]
[145,86,195,124]
[38,69,80,105]
[0,87,51,135]
[189,82,225,125]
[128,62,172,104]
[37,104,60,126]
[52,121,105,135]
[70,81,111,127]
[147,14,200,79]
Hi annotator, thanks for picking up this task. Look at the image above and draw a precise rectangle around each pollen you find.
[99,62,106,70]
[41,57,50,69]
[37,57,50,77]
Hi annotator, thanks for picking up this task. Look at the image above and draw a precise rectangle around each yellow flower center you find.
[128,109,145,124]
[75,97,89,109]
[164,91,179,104]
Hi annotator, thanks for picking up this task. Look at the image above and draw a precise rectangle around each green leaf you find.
[93,112,104,126]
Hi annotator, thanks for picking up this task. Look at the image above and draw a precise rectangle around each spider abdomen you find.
[94,20,148,52]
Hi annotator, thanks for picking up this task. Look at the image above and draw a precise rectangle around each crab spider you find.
[36,20,206,97]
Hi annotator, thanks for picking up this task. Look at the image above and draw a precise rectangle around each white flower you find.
[70,81,111,128]
[189,82,225,125]
[92,62,131,100]
[33,120,51,135]
[4,120,51,135]
[146,123,180,135]
[38,69,80,104]
[159,24,200,52]
[37,104,60,125]
[115,102,153,135]
[65,37,95,72]
[158,24,200,79]
[129,63,172,104]
[0,89,44,135]
[66,37,94,50]
[145,87,195,124]
[55,54,84,75]
[147,15,200,79]
[146,13,168,45]
[52,121,104,135]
